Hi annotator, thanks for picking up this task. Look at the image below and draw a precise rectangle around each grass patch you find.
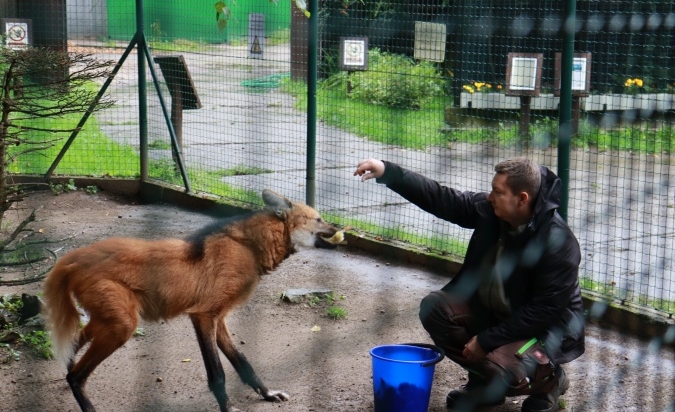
[0,296,54,361]
[324,213,468,260]
[281,79,447,149]
[148,139,171,150]
[148,38,217,53]
[580,276,674,314]
[577,125,675,153]
[229,28,290,47]
[20,331,53,360]
[282,78,675,154]
[267,29,290,46]
[326,306,348,320]
[303,292,348,320]
[8,101,139,177]
[148,160,263,206]
[222,165,273,176]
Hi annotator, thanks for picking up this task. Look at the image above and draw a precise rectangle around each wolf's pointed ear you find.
[262,189,293,220]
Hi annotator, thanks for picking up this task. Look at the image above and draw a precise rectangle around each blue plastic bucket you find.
[370,343,445,412]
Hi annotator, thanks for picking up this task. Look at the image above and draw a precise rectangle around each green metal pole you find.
[137,0,148,182]
[142,41,191,193]
[305,0,318,208]
[557,0,576,221]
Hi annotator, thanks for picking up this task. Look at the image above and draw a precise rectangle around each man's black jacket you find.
[377,161,585,365]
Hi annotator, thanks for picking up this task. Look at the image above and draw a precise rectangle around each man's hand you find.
[354,159,385,182]
[462,336,486,362]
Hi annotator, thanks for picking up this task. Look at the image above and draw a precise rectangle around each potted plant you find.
[460,81,518,109]
[618,77,643,110]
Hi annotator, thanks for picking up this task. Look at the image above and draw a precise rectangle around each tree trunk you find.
[0,60,16,227]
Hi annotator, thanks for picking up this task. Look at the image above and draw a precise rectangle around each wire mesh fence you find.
[5,1,675,324]
[2,1,675,412]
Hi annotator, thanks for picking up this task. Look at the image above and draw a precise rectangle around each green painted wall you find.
[106,0,290,43]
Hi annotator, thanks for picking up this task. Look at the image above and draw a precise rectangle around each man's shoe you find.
[521,368,570,412]
[446,374,506,411]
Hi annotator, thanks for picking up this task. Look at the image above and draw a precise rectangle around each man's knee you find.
[419,291,467,327]
[419,290,446,329]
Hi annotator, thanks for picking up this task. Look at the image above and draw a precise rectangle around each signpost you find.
[339,36,368,93]
[2,18,32,49]
[506,52,543,138]
[414,22,446,63]
[154,56,201,168]
[555,52,591,135]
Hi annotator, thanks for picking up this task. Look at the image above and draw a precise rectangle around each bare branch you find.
[0,208,36,251]
[0,47,114,222]
[0,264,53,286]
[9,124,82,133]
[7,144,57,160]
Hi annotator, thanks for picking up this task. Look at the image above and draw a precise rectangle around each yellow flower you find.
[464,81,497,94]
[625,78,643,88]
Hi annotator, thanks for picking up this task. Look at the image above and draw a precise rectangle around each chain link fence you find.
[4,0,675,317]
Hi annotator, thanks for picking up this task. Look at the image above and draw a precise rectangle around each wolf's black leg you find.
[216,319,289,402]
[191,314,238,412]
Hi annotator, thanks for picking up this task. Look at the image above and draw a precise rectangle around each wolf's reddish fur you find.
[42,190,338,412]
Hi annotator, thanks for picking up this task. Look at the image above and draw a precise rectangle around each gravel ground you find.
[1,190,674,412]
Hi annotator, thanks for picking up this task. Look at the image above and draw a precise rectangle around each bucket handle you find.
[401,343,445,367]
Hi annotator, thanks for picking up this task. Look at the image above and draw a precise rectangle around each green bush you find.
[326,49,445,110]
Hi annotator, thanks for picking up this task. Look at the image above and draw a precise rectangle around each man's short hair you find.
[494,157,541,199]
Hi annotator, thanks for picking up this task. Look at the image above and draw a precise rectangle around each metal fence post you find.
[305,0,318,208]
[557,0,576,221]
[136,0,148,182]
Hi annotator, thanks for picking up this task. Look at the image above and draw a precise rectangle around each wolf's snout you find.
[317,229,346,249]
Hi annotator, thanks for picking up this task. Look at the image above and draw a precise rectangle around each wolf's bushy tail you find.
[43,261,80,366]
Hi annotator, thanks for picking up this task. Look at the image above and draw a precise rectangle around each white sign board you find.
[343,40,366,66]
[509,57,538,90]
[5,21,29,49]
[571,57,587,91]
[414,22,446,62]
[339,37,368,71]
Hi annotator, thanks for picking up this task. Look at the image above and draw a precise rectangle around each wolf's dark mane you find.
[185,211,259,261]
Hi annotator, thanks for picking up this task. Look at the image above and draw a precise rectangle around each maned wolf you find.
[42,189,341,412]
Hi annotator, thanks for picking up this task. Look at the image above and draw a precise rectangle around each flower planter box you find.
[459,93,558,110]
[581,94,606,111]
[581,93,674,112]
[531,94,559,110]
[655,93,673,112]
[460,92,518,109]
[635,94,658,111]
[461,92,675,112]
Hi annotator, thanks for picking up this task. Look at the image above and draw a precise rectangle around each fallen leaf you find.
[311,325,321,332]
[181,359,191,363]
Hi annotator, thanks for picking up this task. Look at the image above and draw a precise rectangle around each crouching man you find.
[354,157,585,412]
